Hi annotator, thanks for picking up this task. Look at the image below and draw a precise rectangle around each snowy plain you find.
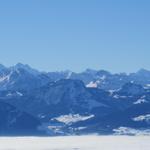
[0,136,149,150]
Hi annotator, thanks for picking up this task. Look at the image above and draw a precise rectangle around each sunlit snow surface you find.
[0,136,149,150]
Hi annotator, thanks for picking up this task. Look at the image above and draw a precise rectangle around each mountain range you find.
[0,63,150,135]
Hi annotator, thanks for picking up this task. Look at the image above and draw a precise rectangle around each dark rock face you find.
[0,101,41,135]
[119,83,145,96]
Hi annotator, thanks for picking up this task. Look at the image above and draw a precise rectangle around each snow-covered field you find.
[0,136,149,150]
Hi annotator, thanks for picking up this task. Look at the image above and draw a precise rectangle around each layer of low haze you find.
[0,136,149,150]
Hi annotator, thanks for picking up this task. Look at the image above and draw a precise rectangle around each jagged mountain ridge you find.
[0,63,150,91]
[0,63,149,135]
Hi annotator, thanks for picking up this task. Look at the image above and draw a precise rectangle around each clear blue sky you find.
[0,0,150,73]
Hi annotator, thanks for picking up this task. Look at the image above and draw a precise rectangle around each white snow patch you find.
[75,127,87,130]
[6,93,13,97]
[47,126,64,134]
[133,114,150,122]
[133,97,148,105]
[7,91,23,97]
[109,90,116,96]
[113,94,119,99]
[86,81,97,88]
[144,84,150,89]
[113,127,150,136]
[16,91,23,96]
[146,84,150,87]
[113,95,127,99]
[52,114,94,125]
[0,75,10,82]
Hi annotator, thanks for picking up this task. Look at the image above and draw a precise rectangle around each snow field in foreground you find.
[0,136,149,150]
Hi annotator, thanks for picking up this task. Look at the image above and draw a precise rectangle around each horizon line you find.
[0,62,149,75]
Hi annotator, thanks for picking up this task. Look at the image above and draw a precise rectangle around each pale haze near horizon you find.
[0,136,149,150]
